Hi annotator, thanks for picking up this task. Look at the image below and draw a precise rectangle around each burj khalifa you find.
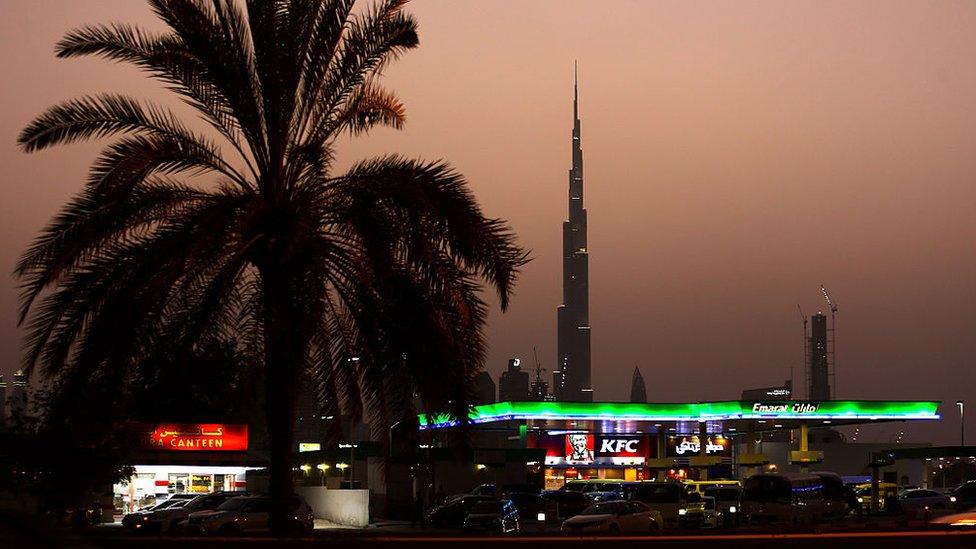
[553,65,593,402]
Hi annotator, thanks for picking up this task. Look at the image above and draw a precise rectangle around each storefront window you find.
[169,473,189,494]
[191,474,213,493]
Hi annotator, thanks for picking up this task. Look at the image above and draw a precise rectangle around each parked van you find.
[811,472,852,519]
[623,482,688,528]
[741,473,827,525]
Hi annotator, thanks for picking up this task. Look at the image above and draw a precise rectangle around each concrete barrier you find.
[296,487,369,528]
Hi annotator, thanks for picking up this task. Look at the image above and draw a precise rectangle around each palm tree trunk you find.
[261,266,301,536]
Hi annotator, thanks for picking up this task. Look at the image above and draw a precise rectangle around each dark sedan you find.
[427,494,497,528]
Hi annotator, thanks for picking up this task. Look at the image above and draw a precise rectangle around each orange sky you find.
[1,1,974,444]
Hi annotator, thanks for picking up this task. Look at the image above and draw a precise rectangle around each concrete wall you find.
[296,487,369,528]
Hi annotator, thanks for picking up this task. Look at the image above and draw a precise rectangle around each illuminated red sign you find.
[564,434,595,464]
[146,423,248,451]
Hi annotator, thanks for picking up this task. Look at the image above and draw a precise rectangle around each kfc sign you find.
[145,423,248,451]
[600,439,639,453]
[595,436,648,457]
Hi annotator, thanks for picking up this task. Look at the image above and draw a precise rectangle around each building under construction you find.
[803,286,837,400]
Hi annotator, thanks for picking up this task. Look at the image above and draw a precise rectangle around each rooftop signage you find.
[419,400,940,429]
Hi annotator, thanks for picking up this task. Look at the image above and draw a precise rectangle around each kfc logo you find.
[565,434,595,464]
[599,438,639,453]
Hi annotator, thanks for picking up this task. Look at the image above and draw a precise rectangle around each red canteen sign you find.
[147,423,248,451]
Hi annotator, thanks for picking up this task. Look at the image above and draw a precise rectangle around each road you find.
[9,530,976,549]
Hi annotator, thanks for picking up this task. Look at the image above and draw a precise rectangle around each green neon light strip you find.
[419,400,940,429]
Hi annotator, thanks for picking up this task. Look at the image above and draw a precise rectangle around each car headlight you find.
[537,512,546,522]
[951,496,957,503]
[678,509,687,516]
[857,497,864,503]
[729,506,736,514]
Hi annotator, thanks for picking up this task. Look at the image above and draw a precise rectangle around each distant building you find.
[809,313,831,400]
[9,370,27,421]
[529,376,550,402]
[0,374,6,429]
[294,364,326,442]
[741,380,792,401]
[473,372,496,405]
[499,358,529,402]
[629,366,647,403]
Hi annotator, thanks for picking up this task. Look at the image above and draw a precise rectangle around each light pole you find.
[957,401,965,446]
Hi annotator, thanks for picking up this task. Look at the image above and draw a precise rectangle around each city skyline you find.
[1,1,975,446]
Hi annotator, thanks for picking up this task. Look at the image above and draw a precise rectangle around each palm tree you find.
[16,0,526,533]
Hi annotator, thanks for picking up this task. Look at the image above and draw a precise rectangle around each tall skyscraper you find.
[808,313,831,400]
[473,372,496,405]
[629,366,647,403]
[553,64,593,402]
[499,358,529,402]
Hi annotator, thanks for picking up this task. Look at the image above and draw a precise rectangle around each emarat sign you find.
[749,402,820,415]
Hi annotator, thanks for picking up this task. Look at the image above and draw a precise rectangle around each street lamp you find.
[957,401,965,446]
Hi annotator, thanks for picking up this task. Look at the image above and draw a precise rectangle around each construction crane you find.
[797,304,808,399]
[533,347,546,382]
[820,285,838,399]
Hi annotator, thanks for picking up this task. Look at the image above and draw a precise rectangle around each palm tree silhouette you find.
[16,0,526,533]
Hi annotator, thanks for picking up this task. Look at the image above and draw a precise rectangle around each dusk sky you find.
[1,1,974,444]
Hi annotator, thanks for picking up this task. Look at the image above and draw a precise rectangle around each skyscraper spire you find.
[554,65,592,402]
[630,366,647,403]
[573,60,578,121]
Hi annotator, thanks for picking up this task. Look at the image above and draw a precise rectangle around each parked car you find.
[562,480,627,497]
[951,481,976,511]
[147,492,249,532]
[505,492,546,524]
[854,482,899,513]
[122,498,188,532]
[462,499,520,533]
[426,494,497,528]
[897,488,953,519]
[541,490,589,521]
[561,501,662,534]
[681,495,723,529]
[623,482,688,528]
[703,485,741,527]
[180,495,313,535]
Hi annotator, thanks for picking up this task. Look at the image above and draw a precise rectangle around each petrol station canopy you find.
[419,400,941,432]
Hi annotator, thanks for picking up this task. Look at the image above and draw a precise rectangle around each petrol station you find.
[418,400,942,491]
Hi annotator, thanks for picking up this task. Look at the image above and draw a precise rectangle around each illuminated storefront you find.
[114,423,262,514]
[419,400,941,488]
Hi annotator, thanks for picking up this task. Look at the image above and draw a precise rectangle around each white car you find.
[122,498,189,531]
[561,501,662,535]
[142,492,249,532]
[681,495,723,528]
[181,495,314,534]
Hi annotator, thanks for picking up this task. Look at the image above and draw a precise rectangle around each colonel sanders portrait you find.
[565,434,594,464]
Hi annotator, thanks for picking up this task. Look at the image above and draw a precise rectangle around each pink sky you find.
[1,1,974,444]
